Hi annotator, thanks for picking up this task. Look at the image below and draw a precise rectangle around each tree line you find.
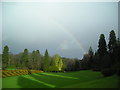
[2,30,120,76]
[81,30,120,76]
[2,45,81,72]
[2,48,65,72]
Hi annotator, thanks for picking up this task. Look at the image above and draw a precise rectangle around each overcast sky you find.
[2,2,118,59]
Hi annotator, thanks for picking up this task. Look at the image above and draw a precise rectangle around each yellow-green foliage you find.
[58,59,63,71]
[50,54,63,71]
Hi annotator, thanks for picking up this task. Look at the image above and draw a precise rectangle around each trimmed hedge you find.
[1,70,43,78]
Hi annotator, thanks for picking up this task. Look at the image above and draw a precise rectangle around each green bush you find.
[101,68,116,77]
[117,69,120,76]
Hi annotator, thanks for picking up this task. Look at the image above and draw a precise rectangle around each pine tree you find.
[43,49,50,72]
[98,34,107,57]
[36,50,41,70]
[108,30,117,65]
[31,50,36,69]
[21,48,29,69]
[2,45,9,69]
[108,30,117,53]
[88,46,94,69]
[88,46,94,56]
[116,38,120,76]
[97,34,107,70]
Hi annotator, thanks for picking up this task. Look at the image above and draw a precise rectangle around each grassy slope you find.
[63,75,118,88]
[2,70,119,88]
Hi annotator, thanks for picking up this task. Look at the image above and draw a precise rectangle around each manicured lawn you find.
[2,70,119,88]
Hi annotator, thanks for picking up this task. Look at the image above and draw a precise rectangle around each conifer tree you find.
[97,34,107,69]
[88,46,94,69]
[108,30,117,64]
[2,45,9,69]
[21,48,29,69]
[31,50,36,69]
[108,30,117,53]
[36,50,41,69]
[98,34,107,57]
[43,49,50,72]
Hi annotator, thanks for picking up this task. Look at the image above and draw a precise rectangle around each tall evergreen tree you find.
[97,34,107,69]
[31,50,36,69]
[2,45,9,69]
[98,34,107,57]
[36,50,42,70]
[43,49,50,72]
[88,46,94,69]
[21,48,29,69]
[92,51,100,71]
[108,30,117,53]
[116,38,120,76]
[88,46,94,56]
[108,30,117,64]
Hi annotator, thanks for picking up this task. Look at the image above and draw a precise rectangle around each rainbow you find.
[54,21,86,54]
[43,16,86,54]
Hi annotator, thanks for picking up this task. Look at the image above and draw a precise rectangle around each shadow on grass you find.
[17,75,53,88]
[29,73,79,88]
[34,72,102,85]
[17,71,105,88]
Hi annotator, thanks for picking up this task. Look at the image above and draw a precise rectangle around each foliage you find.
[58,59,63,71]
[62,57,80,71]
[81,54,90,70]
[43,49,50,72]
[101,68,116,77]
[50,54,63,72]
[1,30,120,75]
[2,70,43,78]
[21,49,29,69]
[2,45,9,69]
[97,34,107,57]
[108,30,117,53]
[88,46,94,69]
[30,50,42,70]
[108,30,117,66]
[94,34,107,70]
[50,54,59,71]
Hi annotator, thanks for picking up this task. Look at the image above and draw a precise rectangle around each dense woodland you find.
[1,30,120,77]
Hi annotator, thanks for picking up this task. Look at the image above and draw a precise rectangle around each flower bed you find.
[1,70,43,78]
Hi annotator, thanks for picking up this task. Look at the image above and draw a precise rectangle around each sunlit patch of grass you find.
[40,73,79,79]
[23,75,56,88]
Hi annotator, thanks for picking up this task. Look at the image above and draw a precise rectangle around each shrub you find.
[117,69,120,76]
[101,68,116,77]
[92,68,101,71]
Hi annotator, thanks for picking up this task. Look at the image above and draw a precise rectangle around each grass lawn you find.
[2,70,119,88]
